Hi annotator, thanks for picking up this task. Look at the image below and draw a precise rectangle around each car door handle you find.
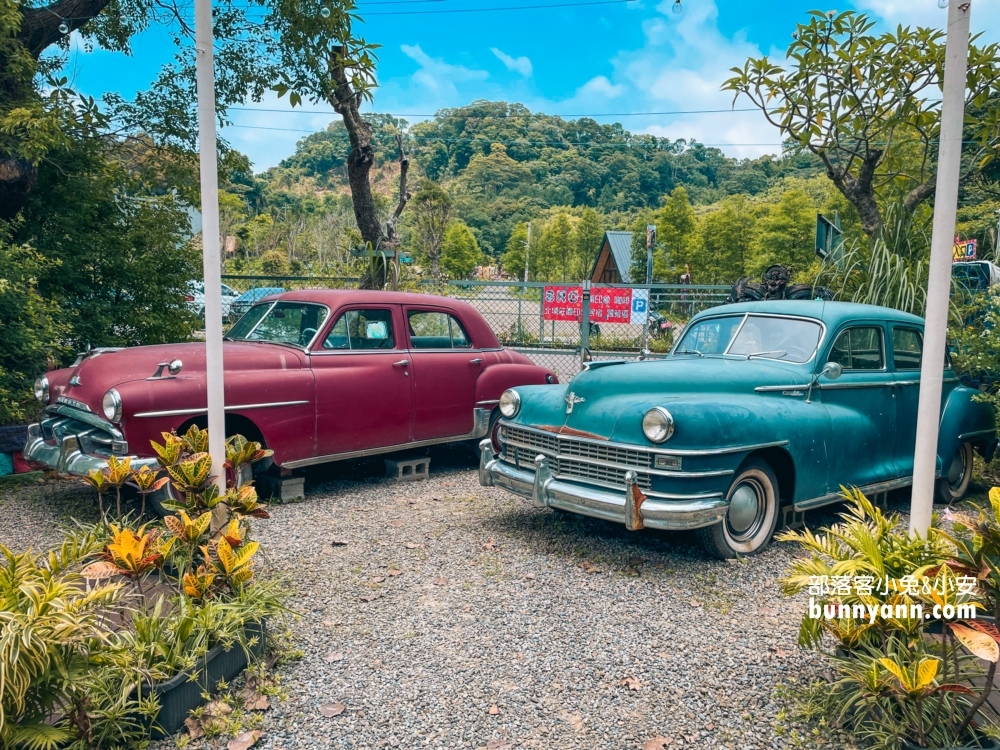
[470,358,483,365]
[393,359,410,367]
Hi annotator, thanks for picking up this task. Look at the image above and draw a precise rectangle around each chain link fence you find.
[218,275,731,380]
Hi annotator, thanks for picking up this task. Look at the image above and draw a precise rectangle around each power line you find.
[364,0,637,15]
[227,106,760,118]
[223,123,786,147]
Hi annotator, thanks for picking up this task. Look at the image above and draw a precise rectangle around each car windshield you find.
[675,314,822,363]
[226,301,328,348]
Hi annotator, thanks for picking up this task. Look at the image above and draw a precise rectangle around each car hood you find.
[48,341,307,412]
[512,356,812,444]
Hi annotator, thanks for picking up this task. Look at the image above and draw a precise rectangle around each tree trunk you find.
[0,157,37,221]
[820,149,885,237]
[325,47,386,289]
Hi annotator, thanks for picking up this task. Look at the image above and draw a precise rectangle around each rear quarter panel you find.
[938,383,997,473]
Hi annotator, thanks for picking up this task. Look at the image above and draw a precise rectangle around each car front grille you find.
[41,406,125,457]
[501,424,653,492]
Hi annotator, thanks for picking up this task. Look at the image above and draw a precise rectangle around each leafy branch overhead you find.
[725,10,1000,236]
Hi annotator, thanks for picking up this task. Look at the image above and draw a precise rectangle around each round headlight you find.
[34,376,49,403]
[102,389,122,422]
[498,389,521,419]
[642,407,675,443]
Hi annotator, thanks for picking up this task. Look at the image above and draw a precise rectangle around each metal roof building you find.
[589,230,634,284]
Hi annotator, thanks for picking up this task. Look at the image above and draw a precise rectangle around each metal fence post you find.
[538,299,544,346]
[580,280,591,368]
[517,297,523,345]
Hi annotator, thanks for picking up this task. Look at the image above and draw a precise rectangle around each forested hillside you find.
[222,101,906,284]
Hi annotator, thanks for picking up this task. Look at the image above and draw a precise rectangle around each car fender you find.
[475,363,556,407]
[938,384,997,473]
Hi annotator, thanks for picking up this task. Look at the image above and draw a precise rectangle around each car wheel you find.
[697,458,779,560]
[934,442,974,505]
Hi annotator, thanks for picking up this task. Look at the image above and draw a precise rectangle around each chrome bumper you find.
[23,423,157,477]
[478,439,728,531]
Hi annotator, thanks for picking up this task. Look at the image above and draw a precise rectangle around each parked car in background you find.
[186,281,240,321]
[25,290,557,511]
[480,300,996,559]
[228,287,286,323]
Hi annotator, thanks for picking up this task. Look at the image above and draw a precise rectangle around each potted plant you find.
[0,426,289,746]
[780,489,1000,749]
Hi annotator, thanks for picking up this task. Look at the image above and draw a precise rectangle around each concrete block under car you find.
[385,456,430,482]
[258,475,305,503]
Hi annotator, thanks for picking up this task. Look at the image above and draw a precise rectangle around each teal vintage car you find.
[478,301,997,558]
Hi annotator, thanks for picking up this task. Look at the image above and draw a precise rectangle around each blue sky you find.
[63,0,1000,171]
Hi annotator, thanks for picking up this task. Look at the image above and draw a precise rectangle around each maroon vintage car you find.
[25,290,556,499]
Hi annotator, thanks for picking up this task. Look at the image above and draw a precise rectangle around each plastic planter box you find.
[138,620,267,739]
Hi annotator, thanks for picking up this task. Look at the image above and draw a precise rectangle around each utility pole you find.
[524,222,531,283]
[194,0,228,509]
[646,225,656,285]
[909,0,971,536]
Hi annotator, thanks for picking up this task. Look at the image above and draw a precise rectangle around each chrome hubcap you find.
[947,447,968,490]
[728,482,762,537]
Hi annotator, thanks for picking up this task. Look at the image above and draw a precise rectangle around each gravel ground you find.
[0,452,866,750]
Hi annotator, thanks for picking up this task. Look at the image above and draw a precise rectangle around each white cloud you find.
[400,44,488,97]
[576,75,626,99]
[491,47,533,77]
[853,0,1000,36]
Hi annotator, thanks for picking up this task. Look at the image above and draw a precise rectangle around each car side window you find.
[892,328,922,370]
[408,311,473,349]
[323,309,395,350]
[829,327,884,371]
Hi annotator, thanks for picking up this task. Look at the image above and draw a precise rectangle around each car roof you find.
[692,299,924,328]
[272,289,502,348]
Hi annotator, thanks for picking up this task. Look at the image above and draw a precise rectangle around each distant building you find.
[589,230,633,284]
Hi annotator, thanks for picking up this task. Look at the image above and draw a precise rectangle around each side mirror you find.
[821,362,843,380]
[807,361,842,403]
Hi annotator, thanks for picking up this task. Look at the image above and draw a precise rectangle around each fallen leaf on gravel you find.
[578,560,601,574]
[330,539,350,546]
[705,722,714,731]
[227,731,261,750]
[371,576,386,583]
[689,599,703,608]
[325,652,344,663]
[404,542,423,549]
[184,717,204,739]
[757,606,780,617]
[388,569,404,577]
[643,737,673,749]
[238,688,270,711]
[433,577,448,585]
[628,556,646,567]
[483,539,498,550]
[767,645,792,658]
[390,520,404,527]
[618,676,642,691]
[484,741,512,750]
[488,703,500,715]
[360,593,382,602]
[320,703,345,718]
[523,573,536,580]
[204,700,232,718]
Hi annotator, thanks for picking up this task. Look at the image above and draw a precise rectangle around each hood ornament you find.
[148,359,184,380]
[565,391,585,414]
[69,375,81,386]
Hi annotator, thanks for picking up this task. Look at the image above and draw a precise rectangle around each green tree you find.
[750,189,817,274]
[14,140,200,352]
[537,212,575,281]
[0,241,66,424]
[655,187,699,280]
[410,180,452,277]
[440,221,482,279]
[701,195,757,283]
[725,10,1000,235]
[573,207,603,280]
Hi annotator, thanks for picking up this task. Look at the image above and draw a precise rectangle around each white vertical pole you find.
[524,222,531,283]
[909,0,971,536]
[194,0,228,501]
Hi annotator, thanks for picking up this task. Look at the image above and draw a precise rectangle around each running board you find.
[282,408,491,470]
